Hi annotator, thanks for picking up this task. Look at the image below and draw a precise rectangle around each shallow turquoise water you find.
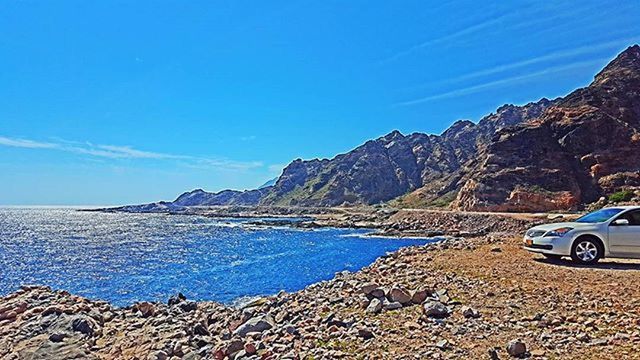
[0,208,434,306]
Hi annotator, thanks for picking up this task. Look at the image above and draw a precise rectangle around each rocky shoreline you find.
[97,205,558,238]
[2,211,638,359]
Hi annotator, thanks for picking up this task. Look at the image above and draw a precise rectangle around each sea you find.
[0,207,435,306]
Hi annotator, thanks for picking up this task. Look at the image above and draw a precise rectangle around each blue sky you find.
[1,0,639,205]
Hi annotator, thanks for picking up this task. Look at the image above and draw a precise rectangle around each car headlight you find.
[544,227,573,237]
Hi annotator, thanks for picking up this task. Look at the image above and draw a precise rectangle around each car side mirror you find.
[613,219,630,226]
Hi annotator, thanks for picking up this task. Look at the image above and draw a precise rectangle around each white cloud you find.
[396,58,607,106]
[0,136,58,149]
[0,135,262,171]
[379,14,512,64]
[407,37,640,90]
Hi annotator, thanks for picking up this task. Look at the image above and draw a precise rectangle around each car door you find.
[608,209,640,256]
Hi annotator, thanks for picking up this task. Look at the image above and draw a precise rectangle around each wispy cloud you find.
[379,13,514,64]
[408,37,640,90]
[0,136,263,170]
[378,2,619,66]
[396,58,607,106]
[0,136,58,149]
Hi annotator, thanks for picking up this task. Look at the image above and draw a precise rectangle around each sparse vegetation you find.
[428,191,458,208]
[529,184,553,194]
[608,190,634,203]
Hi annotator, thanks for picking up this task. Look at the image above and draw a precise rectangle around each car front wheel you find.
[571,237,601,264]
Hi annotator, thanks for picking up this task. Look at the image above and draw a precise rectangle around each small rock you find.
[384,301,403,310]
[423,301,449,318]
[369,289,385,299]
[167,292,186,306]
[506,339,527,357]
[194,323,209,336]
[244,342,257,355]
[134,302,155,317]
[72,316,97,336]
[225,339,245,355]
[284,324,299,336]
[576,333,590,342]
[388,287,412,305]
[491,247,502,253]
[461,306,481,319]
[179,301,197,313]
[358,328,374,340]
[0,311,17,321]
[410,289,429,304]
[435,289,450,304]
[357,296,370,309]
[49,333,66,342]
[233,315,275,337]
[488,348,500,360]
[361,283,379,295]
[366,298,383,314]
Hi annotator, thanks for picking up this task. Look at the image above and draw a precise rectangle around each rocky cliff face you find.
[452,45,640,211]
[258,96,555,207]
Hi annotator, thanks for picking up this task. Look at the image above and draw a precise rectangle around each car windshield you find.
[575,208,624,223]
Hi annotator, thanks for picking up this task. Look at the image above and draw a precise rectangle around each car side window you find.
[616,210,640,225]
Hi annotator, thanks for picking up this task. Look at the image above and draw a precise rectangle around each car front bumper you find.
[523,235,572,256]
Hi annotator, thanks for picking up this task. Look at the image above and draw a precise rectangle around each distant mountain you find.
[121,45,640,212]
[112,187,272,212]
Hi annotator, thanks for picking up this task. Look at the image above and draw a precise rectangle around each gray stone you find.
[366,298,383,314]
[233,315,275,337]
[423,301,449,318]
[179,301,197,313]
[461,306,481,318]
[436,339,448,350]
[71,316,97,336]
[384,301,403,310]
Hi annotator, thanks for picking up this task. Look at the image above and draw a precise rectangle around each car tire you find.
[570,237,602,264]
[543,254,563,261]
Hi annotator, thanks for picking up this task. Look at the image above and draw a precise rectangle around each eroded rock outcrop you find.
[453,45,640,211]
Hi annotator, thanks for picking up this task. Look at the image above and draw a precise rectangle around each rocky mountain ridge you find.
[120,45,640,212]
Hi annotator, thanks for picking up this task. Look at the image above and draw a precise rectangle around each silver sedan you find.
[523,206,640,264]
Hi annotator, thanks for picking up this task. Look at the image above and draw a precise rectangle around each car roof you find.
[603,205,640,210]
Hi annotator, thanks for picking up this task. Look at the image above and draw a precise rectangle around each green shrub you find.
[608,190,634,203]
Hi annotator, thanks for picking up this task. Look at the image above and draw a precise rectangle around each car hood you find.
[528,222,598,232]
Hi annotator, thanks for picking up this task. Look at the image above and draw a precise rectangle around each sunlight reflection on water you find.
[0,208,434,306]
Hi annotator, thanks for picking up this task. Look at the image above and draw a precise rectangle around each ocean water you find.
[0,208,434,306]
